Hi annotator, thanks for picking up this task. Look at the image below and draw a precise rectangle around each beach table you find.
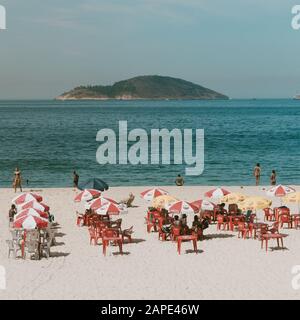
[260,233,287,252]
[177,235,198,255]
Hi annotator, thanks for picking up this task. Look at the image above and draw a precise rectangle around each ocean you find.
[0,99,299,188]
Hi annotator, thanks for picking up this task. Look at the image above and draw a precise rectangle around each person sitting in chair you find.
[120,192,135,207]
[180,214,189,235]
[175,174,184,186]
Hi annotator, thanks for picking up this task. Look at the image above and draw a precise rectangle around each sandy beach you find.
[1,185,300,300]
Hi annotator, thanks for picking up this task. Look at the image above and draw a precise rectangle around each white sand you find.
[1,185,300,300]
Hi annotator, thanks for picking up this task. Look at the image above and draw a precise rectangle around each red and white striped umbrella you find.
[205,188,230,199]
[19,200,50,212]
[266,185,296,197]
[13,214,49,230]
[14,208,49,221]
[140,188,168,201]
[12,193,43,205]
[95,202,121,216]
[88,197,118,210]
[168,201,199,214]
[74,189,101,202]
[190,199,216,211]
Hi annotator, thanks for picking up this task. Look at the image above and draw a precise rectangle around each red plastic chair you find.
[237,222,250,239]
[294,215,300,229]
[216,215,229,231]
[278,213,293,229]
[145,217,157,233]
[228,204,239,215]
[88,227,101,245]
[177,235,198,255]
[268,222,279,234]
[171,226,181,241]
[122,226,133,243]
[263,208,275,221]
[102,228,123,256]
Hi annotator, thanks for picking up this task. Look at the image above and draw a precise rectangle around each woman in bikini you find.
[13,167,22,193]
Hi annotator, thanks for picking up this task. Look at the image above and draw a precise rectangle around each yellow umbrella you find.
[152,195,178,209]
[238,196,272,210]
[283,192,300,213]
[283,192,300,203]
[221,192,247,204]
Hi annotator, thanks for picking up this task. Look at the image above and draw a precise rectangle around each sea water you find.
[0,99,299,187]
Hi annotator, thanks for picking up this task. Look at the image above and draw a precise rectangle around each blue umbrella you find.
[78,178,109,191]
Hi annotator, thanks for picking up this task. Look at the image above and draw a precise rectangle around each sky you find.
[0,0,300,99]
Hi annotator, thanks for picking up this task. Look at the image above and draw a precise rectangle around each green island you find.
[56,75,229,100]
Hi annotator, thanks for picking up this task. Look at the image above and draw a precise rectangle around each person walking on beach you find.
[13,167,22,193]
[253,163,261,186]
[270,170,276,186]
[175,174,184,186]
[73,171,79,188]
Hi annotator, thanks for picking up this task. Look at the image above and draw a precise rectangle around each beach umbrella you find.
[12,192,43,205]
[283,192,300,213]
[190,199,216,211]
[205,188,230,199]
[221,192,247,204]
[13,215,49,230]
[95,202,121,216]
[19,200,50,212]
[168,201,198,214]
[140,188,168,202]
[266,185,296,197]
[238,196,272,211]
[152,195,178,209]
[87,197,118,210]
[74,189,101,202]
[78,178,109,192]
[14,208,49,221]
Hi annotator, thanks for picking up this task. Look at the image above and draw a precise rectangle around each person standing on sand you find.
[253,163,261,186]
[270,170,276,186]
[73,171,79,188]
[13,167,22,193]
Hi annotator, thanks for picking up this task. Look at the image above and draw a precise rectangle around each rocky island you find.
[56,75,229,100]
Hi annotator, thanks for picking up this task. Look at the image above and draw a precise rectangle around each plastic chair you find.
[177,235,198,255]
[278,213,293,229]
[294,215,300,229]
[102,228,123,256]
[216,215,229,231]
[263,208,275,221]
[88,227,101,245]
[171,226,181,241]
[122,226,133,243]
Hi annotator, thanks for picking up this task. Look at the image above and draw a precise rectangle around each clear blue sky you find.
[0,0,300,99]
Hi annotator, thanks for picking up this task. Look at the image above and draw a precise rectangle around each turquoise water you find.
[0,99,300,187]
